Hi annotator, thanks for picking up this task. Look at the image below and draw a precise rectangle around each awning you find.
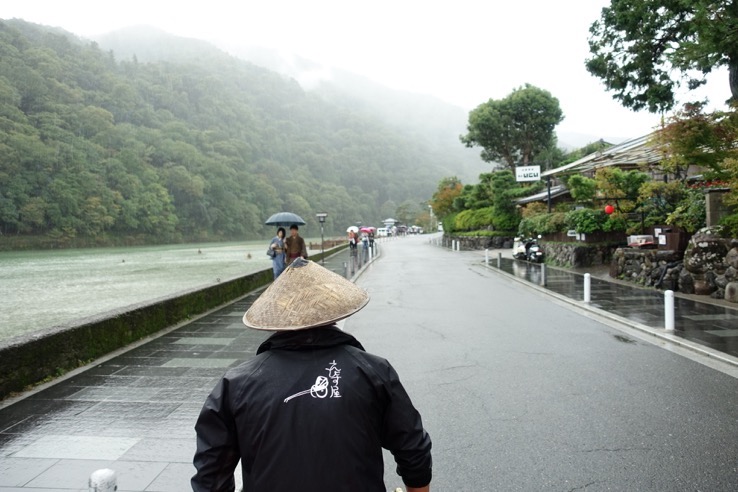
[515,184,570,205]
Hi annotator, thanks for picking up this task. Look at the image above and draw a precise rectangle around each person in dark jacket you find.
[192,258,432,492]
[283,224,308,266]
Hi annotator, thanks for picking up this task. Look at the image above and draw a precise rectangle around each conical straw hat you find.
[243,258,370,330]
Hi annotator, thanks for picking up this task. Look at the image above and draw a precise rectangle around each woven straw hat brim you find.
[243,259,369,330]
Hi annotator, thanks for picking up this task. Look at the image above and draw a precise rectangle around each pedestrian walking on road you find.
[191,258,433,492]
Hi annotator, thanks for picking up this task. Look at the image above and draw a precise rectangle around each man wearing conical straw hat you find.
[192,259,432,492]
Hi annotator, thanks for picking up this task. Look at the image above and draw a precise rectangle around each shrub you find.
[454,210,476,231]
[472,207,496,229]
[455,230,515,237]
[565,209,607,234]
[518,212,566,237]
[518,208,628,237]
[521,202,547,218]
[442,213,458,233]
[665,189,706,233]
[719,213,738,238]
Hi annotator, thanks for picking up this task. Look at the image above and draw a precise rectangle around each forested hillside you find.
[0,19,479,247]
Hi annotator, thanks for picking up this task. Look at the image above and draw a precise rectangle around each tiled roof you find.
[515,184,570,204]
[541,132,663,178]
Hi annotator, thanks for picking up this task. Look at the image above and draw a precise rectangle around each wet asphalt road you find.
[347,235,738,491]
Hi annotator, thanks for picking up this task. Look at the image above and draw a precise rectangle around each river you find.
[0,240,314,342]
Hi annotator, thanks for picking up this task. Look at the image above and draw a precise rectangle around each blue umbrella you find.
[265,212,306,227]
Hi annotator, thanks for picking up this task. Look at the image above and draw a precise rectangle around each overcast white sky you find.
[2,1,732,141]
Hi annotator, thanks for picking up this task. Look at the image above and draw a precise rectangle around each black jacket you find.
[192,326,432,491]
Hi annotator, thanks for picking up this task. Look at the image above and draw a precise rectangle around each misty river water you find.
[0,240,309,342]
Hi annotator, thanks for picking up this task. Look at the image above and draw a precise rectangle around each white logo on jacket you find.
[284,360,342,403]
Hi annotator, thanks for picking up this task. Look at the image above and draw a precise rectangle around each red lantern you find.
[604,204,615,215]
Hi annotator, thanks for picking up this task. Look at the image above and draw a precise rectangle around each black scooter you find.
[527,241,544,263]
[512,235,544,263]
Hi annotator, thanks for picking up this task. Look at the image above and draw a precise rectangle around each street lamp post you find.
[316,213,327,264]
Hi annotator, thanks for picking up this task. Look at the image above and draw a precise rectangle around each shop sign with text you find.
[515,165,541,182]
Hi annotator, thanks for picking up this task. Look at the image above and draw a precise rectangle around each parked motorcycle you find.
[527,241,545,263]
[512,235,544,263]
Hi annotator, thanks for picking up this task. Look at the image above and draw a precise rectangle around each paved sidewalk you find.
[471,248,738,363]
[0,250,364,492]
[2,238,738,490]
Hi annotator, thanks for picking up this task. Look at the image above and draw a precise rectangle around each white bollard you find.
[540,264,546,286]
[584,273,591,303]
[485,249,489,265]
[497,252,502,268]
[664,290,675,332]
[89,469,117,492]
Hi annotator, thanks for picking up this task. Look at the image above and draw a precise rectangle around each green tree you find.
[454,173,495,211]
[655,102,738,179]
[586,1,738,112]
[430,177,463,217]
[490,170,521,231]
[595,167,649,214]
[638,180,694,230]
[0,18,481,246]
[567,175,597,204]
[395,200,421,227]
[461,84,564,168]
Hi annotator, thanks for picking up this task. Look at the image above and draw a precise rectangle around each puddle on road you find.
[613,334,636,344]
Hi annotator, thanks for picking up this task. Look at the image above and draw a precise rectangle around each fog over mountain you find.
[95,26,490,183]
[218,42,627,150]
[96,27,625,168]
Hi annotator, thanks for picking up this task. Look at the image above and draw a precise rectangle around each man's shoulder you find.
[344,345,393,376]
[223,352,271,382]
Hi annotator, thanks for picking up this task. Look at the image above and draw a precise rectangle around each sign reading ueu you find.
[515,165,541,182]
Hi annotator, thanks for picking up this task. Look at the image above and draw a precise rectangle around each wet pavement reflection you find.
[495,257,738,358]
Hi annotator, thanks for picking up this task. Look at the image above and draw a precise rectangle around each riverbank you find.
[0,238,338,341]
[0,243,348,400]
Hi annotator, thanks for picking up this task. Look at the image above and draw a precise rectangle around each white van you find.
[376,227,389,237]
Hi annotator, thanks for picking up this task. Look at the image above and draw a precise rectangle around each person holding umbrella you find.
[284,224,308,266]
[264,212,308,267]
[268,227,286,279]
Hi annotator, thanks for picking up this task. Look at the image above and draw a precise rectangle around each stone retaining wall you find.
[609,230,738,303]
[0,245,346,400]
[543,242,621,268]
[610,249,684,290]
